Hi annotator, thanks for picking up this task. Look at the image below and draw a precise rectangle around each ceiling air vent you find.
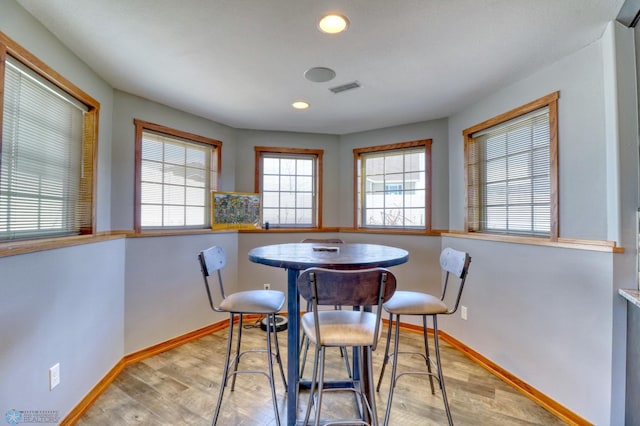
[329,81,361,94]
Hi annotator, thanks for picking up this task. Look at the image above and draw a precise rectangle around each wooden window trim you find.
[353,139,432,231]
[133,119,222,233]
[0,31,100,238]
[462,91,559,241]
[254,146,324,229]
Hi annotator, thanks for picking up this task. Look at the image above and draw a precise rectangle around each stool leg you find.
[303,343,321,426]
[383,314,401,426]
[365,346,378,426]
[376,312,394,392]
[423,315,436,394]
[314,346,327,426]
[432,316,453,426]
[272,315,287,389]
[265,314,281,426]
[230,313,243,391]
[212,313,235,425]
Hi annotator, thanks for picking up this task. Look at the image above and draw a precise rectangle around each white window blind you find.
[140,131,213,228]
[1,56,87,241]
[469,107,550,236]
[359,147,426,228]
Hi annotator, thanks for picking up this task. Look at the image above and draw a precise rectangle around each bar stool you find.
[197,245,287,426]
[297,267,397,426]
[376,247,471,426]
[299,238,352,379]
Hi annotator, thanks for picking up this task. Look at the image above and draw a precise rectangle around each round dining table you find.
[248,242,409,425]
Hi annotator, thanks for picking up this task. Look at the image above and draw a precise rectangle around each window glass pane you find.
[263,175,280,191]
[263,192,279,208]
[264,158,280,174]
[141,205,162,227]
[280,209,297,224]
[141,182,162,204]
[280,175,295,191]
[297,192,312,208]
[163,206,185,226]
[186,187,205,206]
[297,159,313,175]
[186,207,205,226]
[297,176,312,191]
[141,160,163,183]
[280,192,295,208]
[186,167,206,187]
[164,143,185,165]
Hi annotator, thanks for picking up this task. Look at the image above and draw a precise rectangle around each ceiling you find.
[17,0,626,135]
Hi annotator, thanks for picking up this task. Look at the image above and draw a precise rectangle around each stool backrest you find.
[197,246,228,312]
[297,267,396,350]
[439,247,472,314]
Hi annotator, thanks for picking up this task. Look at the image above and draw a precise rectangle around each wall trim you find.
[61,317,589,425]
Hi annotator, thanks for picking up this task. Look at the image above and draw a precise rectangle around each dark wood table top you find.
[248,242,409,271]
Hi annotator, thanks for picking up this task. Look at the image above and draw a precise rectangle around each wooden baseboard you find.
[391,320,592,426]
[59,320,232,425]
[62,316,590,426]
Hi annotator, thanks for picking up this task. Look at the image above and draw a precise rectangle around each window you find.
[354,139,431,230]
[463,92,559,239]
[254,147,323,228]
[0,34,99,242]
[134,120,221,231]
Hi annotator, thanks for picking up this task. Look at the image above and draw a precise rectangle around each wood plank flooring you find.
[77,323,566,425]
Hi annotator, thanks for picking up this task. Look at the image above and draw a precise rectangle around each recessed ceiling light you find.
[318,14,349,34]
[292,101,310,110]
[304,67,336,83]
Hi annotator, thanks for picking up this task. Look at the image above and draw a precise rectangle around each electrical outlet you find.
[263,283,271,290]
[461,306,468,320]
[49,363,60,390]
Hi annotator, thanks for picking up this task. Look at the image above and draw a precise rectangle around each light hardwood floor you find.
[77,322,566,425]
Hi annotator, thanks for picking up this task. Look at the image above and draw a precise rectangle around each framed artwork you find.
[211,191,261,230]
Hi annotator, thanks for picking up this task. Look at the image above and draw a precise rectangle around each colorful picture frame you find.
[211,191,261,230]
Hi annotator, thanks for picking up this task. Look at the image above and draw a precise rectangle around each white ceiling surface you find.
[17,0,625,135]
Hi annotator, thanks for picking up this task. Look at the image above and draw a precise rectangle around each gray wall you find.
[442,22,638,425]
[337,118,450,229]
[1,0,637,424]
[1,0,122,419]
[111,90,237,231]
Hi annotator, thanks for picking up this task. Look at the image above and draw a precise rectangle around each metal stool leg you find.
[265,313,282,426]
[230,313,243,391]
[432,316,453,426]
[376,312,394,392]
[212,313,235,425]
[271,315,287,389]
[422,315,436,394]
[383,314,401,426]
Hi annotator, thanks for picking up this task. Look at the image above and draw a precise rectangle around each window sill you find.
[340,227,444,237]
[0,232,127,258]
[239,227,340,234]
[442,231,623,253]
